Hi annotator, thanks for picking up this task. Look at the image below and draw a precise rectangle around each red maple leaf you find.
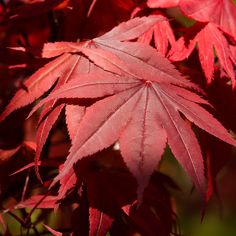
[169,22,236,87]
[36,41,236,201]
[0,16,163,182]
[1,16,236,202]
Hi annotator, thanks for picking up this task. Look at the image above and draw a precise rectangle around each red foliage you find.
[0,0,235,235]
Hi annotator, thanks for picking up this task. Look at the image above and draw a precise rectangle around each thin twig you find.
[24,191,51,224]
[7,211,25,226]
[21,169,31,201]
[86,0,98,18]
[32,225,40,236]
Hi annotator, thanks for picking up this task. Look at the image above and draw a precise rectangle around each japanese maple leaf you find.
[34,16,165,179]
[169,22,236,87]
[35,40,236,200]
[1,16,236,200]
[179,0,236,40]
[0,16,163,181]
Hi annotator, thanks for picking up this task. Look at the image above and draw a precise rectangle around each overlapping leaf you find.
[169,22,236,87]
[33,55,92,180]
[0,16,163,123]
[134,12,176,57]
[0,16,165,183]
[1,16,236,202]
[35,39,236,199]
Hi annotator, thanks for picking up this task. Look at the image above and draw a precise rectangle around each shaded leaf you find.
[15,195,57,209]
[180,0,236,39]
[169,22,236,86]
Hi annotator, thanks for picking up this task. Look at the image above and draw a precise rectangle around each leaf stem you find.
[87,0,98,18]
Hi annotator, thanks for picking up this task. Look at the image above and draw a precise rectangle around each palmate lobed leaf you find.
[0,16,166,185]
[1,16,236,202]
[169,22,236,87]
[37,40,236,200]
